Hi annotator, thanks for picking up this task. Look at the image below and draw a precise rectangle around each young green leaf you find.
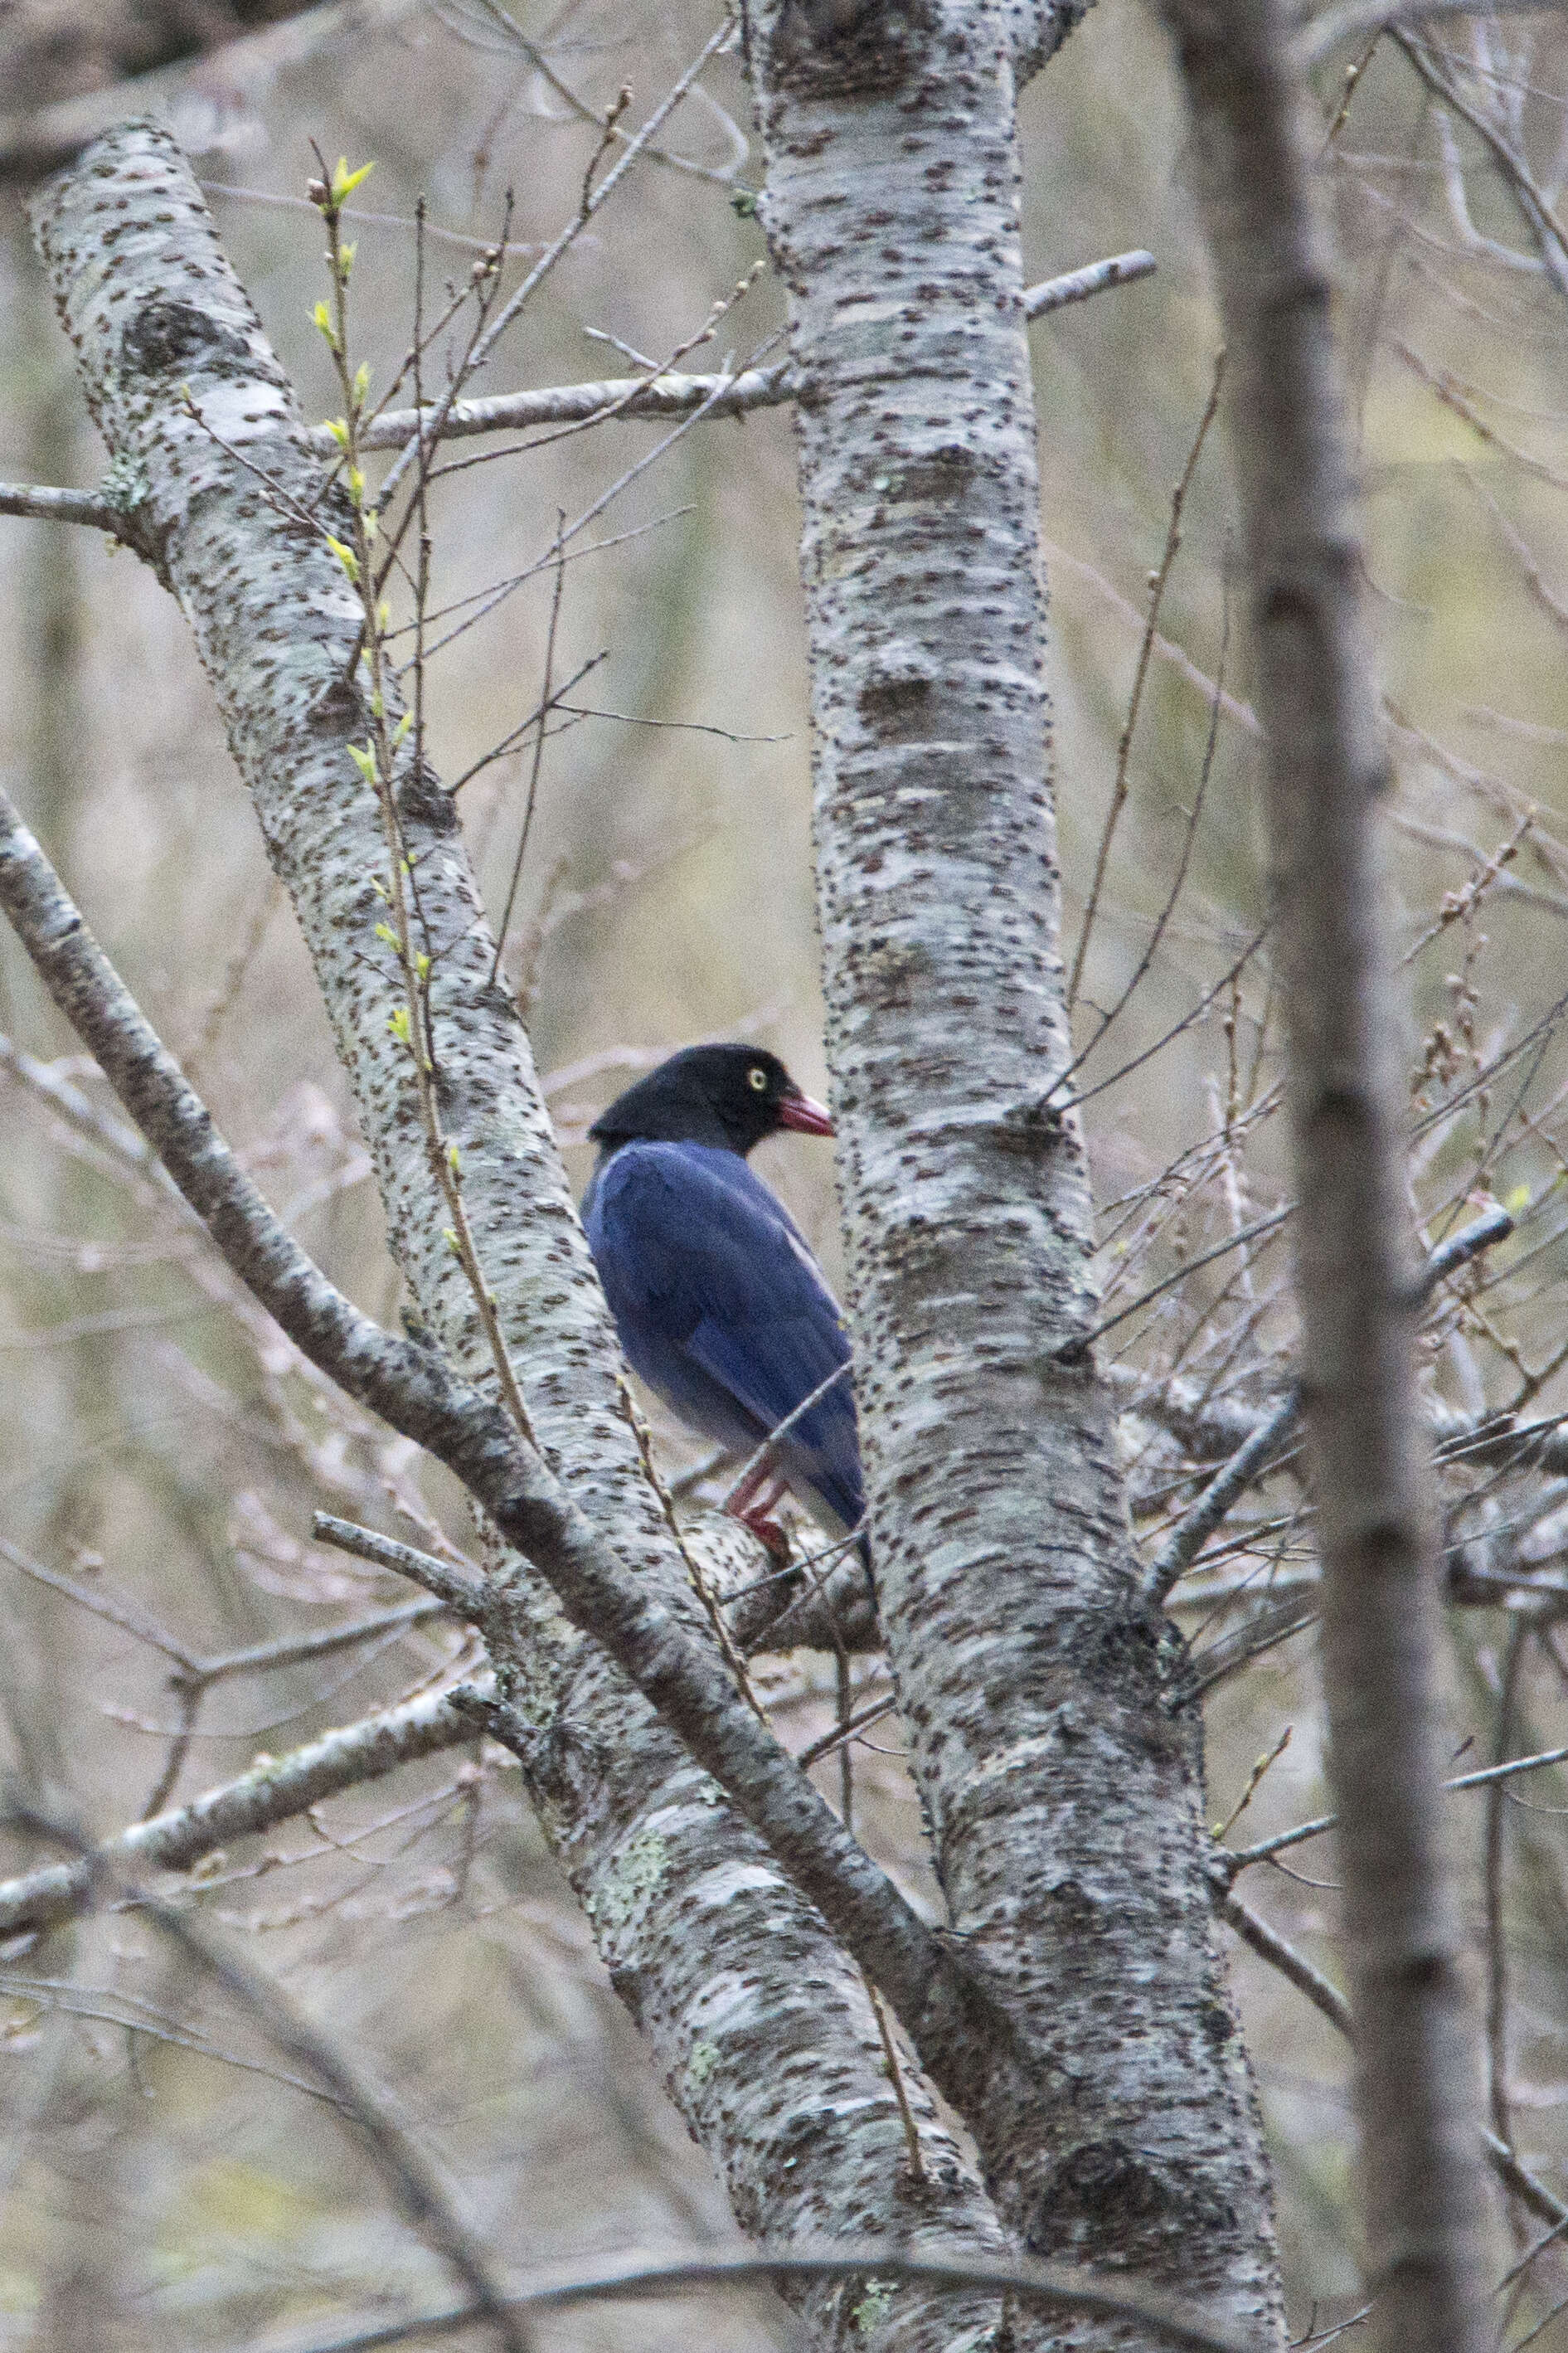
[331,157,376,204]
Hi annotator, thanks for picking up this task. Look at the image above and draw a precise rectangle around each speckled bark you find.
[31,124,1015,2353]
[745,4,1284,2337]
[1151,0,1493,2342]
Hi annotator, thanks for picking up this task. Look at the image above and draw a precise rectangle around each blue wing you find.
[583,1140,863,1539]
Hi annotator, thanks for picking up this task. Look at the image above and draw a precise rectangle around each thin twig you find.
[1144,1388,1299,1603]
[1487,1621,1528,2154]
[462,0,746,189]
[200,2235,1260,2353]
[312,1514,489,1617]
[1231,1879,1568,2232]
[1066,350,1226,1010]
[717,1361,856,1515]
[309,252,1157,463]
[8,1803,530,2353]
[1213,1726,1294,1842]
[867,1977,927,2185]
[0,785,985,2098]
[1221,1889,1353,2034]
[796,1693,899,1772]
[1070,567,1232,1083]
[490,514,567,983]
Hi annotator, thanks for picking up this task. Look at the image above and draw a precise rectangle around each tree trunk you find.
[1150,0,1494,2344]
[31,124,1016,2353]
[29,29,1294,2331]
[745,2,1284,2337]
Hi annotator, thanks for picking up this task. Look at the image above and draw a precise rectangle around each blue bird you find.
[582,1044,865,1556]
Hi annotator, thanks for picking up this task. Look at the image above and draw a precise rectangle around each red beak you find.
[777,1089,834,1138]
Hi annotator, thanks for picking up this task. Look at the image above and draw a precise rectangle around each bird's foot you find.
[727,1471,791,1563]
[735,1500,792,1564]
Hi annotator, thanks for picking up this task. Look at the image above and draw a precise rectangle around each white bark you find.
[29,124,1016,2353]
[744,2,1284,2338]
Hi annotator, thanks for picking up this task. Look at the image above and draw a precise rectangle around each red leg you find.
[727,1468,790,1561]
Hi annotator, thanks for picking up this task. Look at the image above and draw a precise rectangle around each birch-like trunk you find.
[1151,0,1493,2343]
[745,2,1284,2336]
[32,125,1016,2353]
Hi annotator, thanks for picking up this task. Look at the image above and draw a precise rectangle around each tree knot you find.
[122,299,250,382]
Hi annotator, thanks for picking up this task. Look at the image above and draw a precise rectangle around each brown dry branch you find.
[203,2239,1272,2353]
[1154,0,1493,2345]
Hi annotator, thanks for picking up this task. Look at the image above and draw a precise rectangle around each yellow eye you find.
[748,1066,768,1092]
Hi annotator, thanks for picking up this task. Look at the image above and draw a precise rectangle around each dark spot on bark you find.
[1092,1602,1178,1714]
[1156,1612,1190,1685]
[765,0,932,96]
[396,759,459,835]
[1032,2137,1176,2244]
[476,975,524,1025]
[857,672,930,732]
[1042,1876,1101,1939]
[605,1957,649,2020]
[1403,1950,1452,1991]
[1199,1998,1235,2047]
[399,1304,442,1353]
[121,299,248,379]
[893,445,976,503]
[521,1711,606,1811]
[857,936,928,1012]
[990,1096,1064,1155]
[1032,2136,1240,2262]
[310,672,365,731]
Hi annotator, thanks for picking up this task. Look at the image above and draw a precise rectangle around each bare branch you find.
[0,1684,480,1938]
[0,479,127,532]
[9,1802,528,2352]
[1417,1202,1516,1297]
[1392,32,1568,299]
[0,2,415,182]
[1144,1389,1299,1604]
[1223,1889,1568,2234]
[312,1514,489,1617]
[1221,1889,1353,2036]
[1143,1206,1516,1602]
[206,2236,1261,2353]
[301,254,1158,460]
[1296,0,1540,70]
[1026,248,1158,313]
[0,782,1007,2115]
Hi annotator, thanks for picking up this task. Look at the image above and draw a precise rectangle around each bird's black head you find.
[589,1044,834,1159]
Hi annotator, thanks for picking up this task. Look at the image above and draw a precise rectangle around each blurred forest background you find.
[5,0,1568,2345]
